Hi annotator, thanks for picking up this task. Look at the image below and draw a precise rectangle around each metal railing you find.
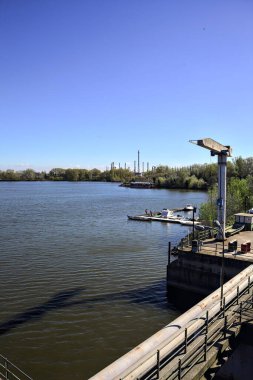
[179,229,213,249]
[141,276,253,380]
[0,355,32,380]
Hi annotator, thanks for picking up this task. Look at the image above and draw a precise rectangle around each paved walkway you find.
[198,230,253,262]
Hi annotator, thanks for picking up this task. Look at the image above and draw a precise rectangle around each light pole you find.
[192,206,197,240]
[214,219,225,306]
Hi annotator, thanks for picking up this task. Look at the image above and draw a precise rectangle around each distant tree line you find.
[0,167,133,182]
[151,157,253,190]
[1,156,253,193]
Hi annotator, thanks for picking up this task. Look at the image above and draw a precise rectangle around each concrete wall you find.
[167,252,250,301]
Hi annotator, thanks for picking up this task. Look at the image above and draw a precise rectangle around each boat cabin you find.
[234,213,253,231]
[184,204,194,211]
[161,209,174,218]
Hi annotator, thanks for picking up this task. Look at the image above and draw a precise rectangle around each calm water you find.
[0,182,207,379]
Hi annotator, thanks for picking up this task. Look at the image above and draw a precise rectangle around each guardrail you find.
[179,229,213,249]
[141,274,253,379]
[0,355,32,380]
[89,266,253,380]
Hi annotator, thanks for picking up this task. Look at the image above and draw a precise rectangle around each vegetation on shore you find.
[199,176,253,226]
[1,156,252,224]
[1,156,253,188]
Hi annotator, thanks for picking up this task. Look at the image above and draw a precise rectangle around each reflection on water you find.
[0,182,207,379]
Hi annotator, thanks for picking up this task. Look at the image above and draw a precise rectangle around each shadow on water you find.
[0,288,84,335]
[0,280,178,336]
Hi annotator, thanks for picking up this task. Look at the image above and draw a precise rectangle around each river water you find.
[0,182,207,379]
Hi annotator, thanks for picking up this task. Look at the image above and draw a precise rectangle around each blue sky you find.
[1,0,252,172]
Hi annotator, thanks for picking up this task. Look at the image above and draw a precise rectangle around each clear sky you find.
[1,0,252,172]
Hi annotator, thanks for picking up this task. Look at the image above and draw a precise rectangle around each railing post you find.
[237,286,239,305]
[184,328,188,353]
[248,276,250,294]
[224,315,227,339]
[157,350,160,379]
[223,297,226,317]
[204,334,207,361]
[5,360,9,380]
[240,302,243,323]
[206,310,209,334]
[178,358,182,380]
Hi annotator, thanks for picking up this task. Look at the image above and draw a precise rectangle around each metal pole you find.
[184,328,188,353]
[215,220,225,307]
[217,154,227,239]
[192,207,196,240]
[204,334,207,361]
[156,350,160,379]
[224,316,227,339]
[178,359,182,380]
[220,238,225,305]
[239,302,242,323]
[5,361,9,380]
[206,311,209,334]
[168,242,171,265]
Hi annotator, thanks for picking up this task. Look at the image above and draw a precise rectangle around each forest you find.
[0,156,252,190]
[1,156,253,224]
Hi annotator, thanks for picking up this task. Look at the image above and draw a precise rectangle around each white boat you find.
[180,219,200,226]
[128,208,183,224]
[184,204,194,211]
[160,209,174,218]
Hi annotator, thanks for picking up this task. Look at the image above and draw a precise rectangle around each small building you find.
[234,213,253,231]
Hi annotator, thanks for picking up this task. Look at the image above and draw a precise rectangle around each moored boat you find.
[180,219,200,226]
[183,204,194,211]
[127,208,183,223]
[127,215,152,221]
[225,224,245,237]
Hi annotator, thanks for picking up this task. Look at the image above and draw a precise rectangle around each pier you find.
[167,230,253,300]
[89,231,253,380]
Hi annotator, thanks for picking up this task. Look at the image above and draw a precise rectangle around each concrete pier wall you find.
[167,252,251,301]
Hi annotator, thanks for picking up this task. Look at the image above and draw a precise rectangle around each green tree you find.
[21,169,36,181]
[65,169,80,181]
[48,168,66,180]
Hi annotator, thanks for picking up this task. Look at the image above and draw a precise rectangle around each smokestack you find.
[138,150,140,173]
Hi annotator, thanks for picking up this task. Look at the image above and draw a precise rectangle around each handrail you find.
[160,282,253,380]
[89,265,253,380]
[0,355,33,380]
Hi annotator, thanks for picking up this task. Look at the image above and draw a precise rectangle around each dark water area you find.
[0,182,208,379]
